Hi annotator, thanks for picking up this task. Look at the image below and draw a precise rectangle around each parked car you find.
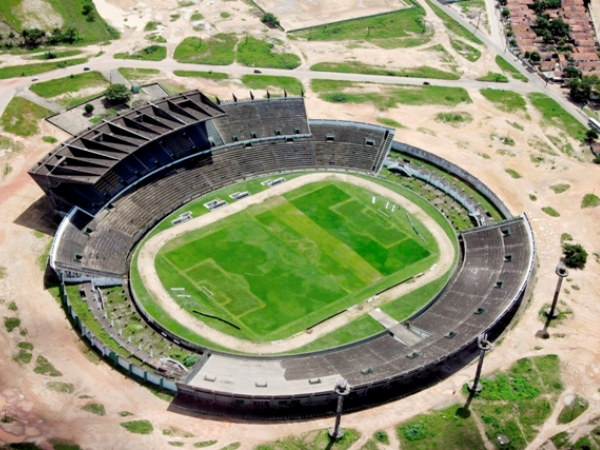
[254,69,262,74]
[83,66,90,71]
[423,81,430,85]
[31,77,39,82]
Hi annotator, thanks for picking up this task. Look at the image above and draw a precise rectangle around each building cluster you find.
[503,0,599,80]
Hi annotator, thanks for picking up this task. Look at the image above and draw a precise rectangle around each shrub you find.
[121,419,154,434]
[563,243,587,269]
[105,84,131,104]
[261,12,280,27]
[84,103,95,115]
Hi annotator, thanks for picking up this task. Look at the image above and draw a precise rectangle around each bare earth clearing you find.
[0,0,599,448]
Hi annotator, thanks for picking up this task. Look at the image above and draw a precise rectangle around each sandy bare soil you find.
[136,173,456,354]
[0,0,599,448]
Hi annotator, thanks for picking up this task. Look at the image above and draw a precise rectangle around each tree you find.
[530,51,541,62]
[21,28,45,47]
[84,103,95,115]
[585,129,598,141]
[104,84,131,104]
[563,65,580,78]
[550,18,569,37]
[260,12,280,27]
[569,77,591,103]
[563,243,588,269]
[502,7,510,17]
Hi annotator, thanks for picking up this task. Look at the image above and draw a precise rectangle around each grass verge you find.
[173,35,236,65]
[237,37,300,69]
[450,38,481,62]
[480,89,527,113]
[0,58,88,79]
[289,8,431,48]
[476,72,508,83]
[114,45,166,61]
[311,61,460,80]
[495,55,528,82]
[30,72,107,98]
[529,93,587,141]
[581,193,600,208]
[241,74,303,95]
[174,70,228,80]
[424,0,482,44]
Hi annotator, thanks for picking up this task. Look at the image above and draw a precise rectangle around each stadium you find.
[28,90,536,419]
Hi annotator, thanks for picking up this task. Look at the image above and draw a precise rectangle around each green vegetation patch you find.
[581,193,600,208]
[0,58,88,80]
[397,404,485,449]
[26,50,83,60]
[435,111,473,126]
[377,117,405,128]
[480,89,526,113]
[257,428,360,450]
[284,315,384,354]
[504,168,522,179]
[51,440,82,450]
[450,39,481,62]
[237,37,300,69]
[0,0,119,45]
[290,8,431,48]
[144,21,161,31]
[46,382,75,394]
[495,55,528,82]
[476,72,508,83]
[30,71,107,98]
[424,0,482,44]
[311,61,460,80]
[13,349,32,364]
[156,181,438,341]
[42,136,58,143]
[1,97,52,137]
[82,403,106,415]
[312,79,472,109]
[472,355,562,448]
[114,45,166,61]
[542,206,560,217]
[550,183,570,194]
[117,67,160,82]
[34,355,62,376]
[194,441,217,448]
[174,70,228,80]
[120,419,154,434]
[529,93,587,140]
[4,317,21,332]
[174,35,236,65]
[557,395,588,424]
[374,431,389,445]
[241,74,303,95]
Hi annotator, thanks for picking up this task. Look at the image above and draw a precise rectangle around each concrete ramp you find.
[389,323,423,346]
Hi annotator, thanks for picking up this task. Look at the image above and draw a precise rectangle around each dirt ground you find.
[0,0,600,449]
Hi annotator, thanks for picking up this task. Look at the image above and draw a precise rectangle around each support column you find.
[468,334,492,393]
[329,378,350,441]
[537,261,568,339]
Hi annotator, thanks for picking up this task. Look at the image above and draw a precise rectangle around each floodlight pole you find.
[468,334,492,394]
[329,378,350,441]
[537,261,568,338]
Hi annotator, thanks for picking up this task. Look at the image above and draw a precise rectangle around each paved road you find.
[0,57,536,118]
[0,11,590,129]
[432,1,589,126]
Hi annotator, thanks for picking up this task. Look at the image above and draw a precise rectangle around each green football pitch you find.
[155,181,439,341]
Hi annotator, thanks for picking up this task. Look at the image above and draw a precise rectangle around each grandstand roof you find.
[29,90,225,184]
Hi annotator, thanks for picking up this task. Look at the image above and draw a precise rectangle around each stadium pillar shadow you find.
[13,196,59,236]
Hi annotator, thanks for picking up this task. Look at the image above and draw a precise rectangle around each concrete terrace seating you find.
[309,120,391,173]
[212,98,309,144]
[178,216,533,411]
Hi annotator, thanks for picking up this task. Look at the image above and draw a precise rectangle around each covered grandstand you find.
[30,90,535,418]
